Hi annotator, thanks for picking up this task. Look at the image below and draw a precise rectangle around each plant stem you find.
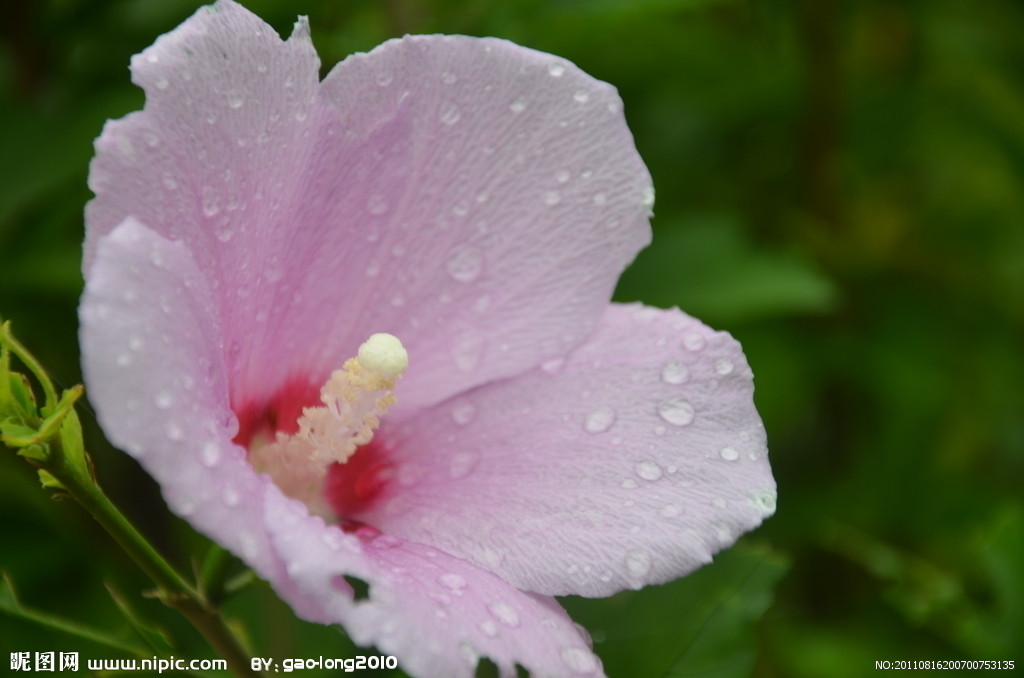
[48,448,260,677]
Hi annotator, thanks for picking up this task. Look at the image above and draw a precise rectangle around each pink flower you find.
[79,2,775,676]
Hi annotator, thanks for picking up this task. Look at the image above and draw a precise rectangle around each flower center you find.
[248,333,408,516]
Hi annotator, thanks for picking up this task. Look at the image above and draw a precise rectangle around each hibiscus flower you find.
[79,2,776,676]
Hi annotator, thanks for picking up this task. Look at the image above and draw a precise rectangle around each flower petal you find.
[356,304,775,597]
[78,218,323,619]
[85,0,652,420]
[80,218,604,676]
[317,35,653,412]
[263,489,605,678]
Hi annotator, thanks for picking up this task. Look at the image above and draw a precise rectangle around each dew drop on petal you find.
[439,101,461,125]
[583,407,616,434]
[226,90,244,108]
[166,423,183,441]
[749,490,777,516]
[574,89,590,103]
[488,601,520,628]
[541,357,566,375]
[449,451,479,479]
[439,573,467,590]
[480,620,498,637]
[660,504,682,518]
[658,398,695,426]
[660,361,690,384]
[683,332,706,351]
[452,332,485,371]
[548,62,566,77]
[200,441,220,467]
[719,446,740,461]
[625,550,652,578]
[635,460,663,481]
[560,647,598,675]
[543,190,562,205]
[715,358,735,375]
[509,97,527,114]
[446,246,483,282]
[451,400,477,426]
[223,485,240,507]
[154,390,173,409]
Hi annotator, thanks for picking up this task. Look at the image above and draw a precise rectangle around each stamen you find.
[248,333,407,513]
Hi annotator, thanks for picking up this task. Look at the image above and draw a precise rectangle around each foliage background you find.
[1,0,1021,676]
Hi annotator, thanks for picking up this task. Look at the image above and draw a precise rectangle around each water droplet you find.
[654,425,666,436]
[449,451,478,479]
[365,261,380,277]
[543,190,562,205]
[201,187,221,217]
[683,332,706,351]
[541,357,566,375]
[294,107,308,122]
[641,185,655,208]
[154,390,173,409]
[749,490,777,516]
[555,169,571,183]
[376,72,393,87]
[154,77,169,90]
[488,601,520,628]
[128,335,144,351]
[116,353,133,367]
[367,194,389,215]
[451,400,477,425]
[573,89,590,103]
[390,292,405,307]
[635,460,663,481]
[560,647,598,674]
[658,398,695,426]
[145,53,159,64]
[548,62,566,77]
[162,173,178,190]
[227,90,244,108]
[439,102,460,125]
[660,504,682,518]
[439,573,467,590]
[583,407,616,434]
[446,246,483,282]
[452,332,485,371]
[200,441,220,467]
[621,478,638,489]
[480,620,498,637]
[625,550,652,578]
[441,71,457,84]
[472,295,491,313]
[719,446,740,461]
[166,423,183,441]
[223,485,240,506]
[714,358,735,375]
[509,97,527,114]
[592,192,607,206]
[660,361,690,384]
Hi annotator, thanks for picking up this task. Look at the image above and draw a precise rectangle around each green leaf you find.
[615,213,838,324]
[37,469,64,490]
[0,573,148,657]
[8,372,39,420]
[58,404,89,477]
[104,582,177,657]
[562,543,790,678]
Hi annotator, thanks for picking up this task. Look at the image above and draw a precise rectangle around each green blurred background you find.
[2,0,1021,676]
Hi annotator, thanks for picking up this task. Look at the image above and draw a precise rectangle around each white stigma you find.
[248,333,408,513]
